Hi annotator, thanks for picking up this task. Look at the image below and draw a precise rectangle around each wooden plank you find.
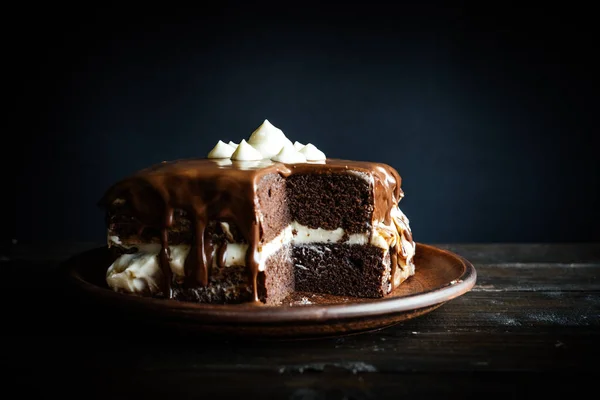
[2,250,599,382]
[436,243,600,264]
[4,243,600,397]
[9,369,600,399]
[473,263,600,291]
[7,324,599,374]
[5,291,598,374]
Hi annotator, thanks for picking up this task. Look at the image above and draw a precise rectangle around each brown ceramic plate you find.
[62,243,476,338]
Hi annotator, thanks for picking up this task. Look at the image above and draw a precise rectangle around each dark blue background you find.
[15,3,599,243]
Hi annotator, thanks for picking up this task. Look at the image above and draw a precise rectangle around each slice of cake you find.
[99,120,416,305]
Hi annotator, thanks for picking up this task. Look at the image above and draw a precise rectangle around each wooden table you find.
[3,243,599,398]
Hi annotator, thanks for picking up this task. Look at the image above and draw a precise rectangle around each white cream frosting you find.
[107,211,415,296]
[271,144,307,163]
[389,206,416,284]
[248,119,285,143]
[207,140,236,159]
[230,139,263,161]
[247,119,290,158]
[207,119,327,162]
[106,252,163,294]
[299,143,326,161]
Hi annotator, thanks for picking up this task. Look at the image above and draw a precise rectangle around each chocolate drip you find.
[390,244,398,290]
[158,229,171,296]
[400,242,407,257]
[403,228,413,242]
[182,240,197,286]
[245,220,261,303]
[371,165,402,226]
[193,218,212,287]
[217,241,228,268]
[158,208,174,297]
[99,158,405,303]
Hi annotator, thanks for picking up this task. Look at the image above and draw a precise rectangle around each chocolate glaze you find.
[403,229,413,243]
[158,222,172,295]
[390,244,399,289]
[99,158,405,303]
[217,242,228,269]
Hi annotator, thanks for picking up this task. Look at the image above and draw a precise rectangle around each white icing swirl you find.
[230,139,263,161]
[208,119,327,163]
[282,136,294,149]
[271,144,307,163]
[207,140,236,159]
[299,143,326,161]
[293,141,305,151]
[247,119,289,158]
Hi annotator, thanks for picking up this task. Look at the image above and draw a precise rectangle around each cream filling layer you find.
[106,213,415,295]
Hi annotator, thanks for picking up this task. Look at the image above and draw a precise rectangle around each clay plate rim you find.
[61,243,476,324]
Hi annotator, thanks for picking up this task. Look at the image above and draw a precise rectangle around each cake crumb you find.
[299,297,312,305]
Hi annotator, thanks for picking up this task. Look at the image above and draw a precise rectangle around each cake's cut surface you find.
[100,120,416,305]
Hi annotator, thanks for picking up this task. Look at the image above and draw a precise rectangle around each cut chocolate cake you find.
[100,120,415,305]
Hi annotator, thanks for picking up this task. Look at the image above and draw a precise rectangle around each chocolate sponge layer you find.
[293,244,390,298]
[286,173,373,234]
[256,173,291,243]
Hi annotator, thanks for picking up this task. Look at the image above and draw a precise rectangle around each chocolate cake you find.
[100,120,416,305]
